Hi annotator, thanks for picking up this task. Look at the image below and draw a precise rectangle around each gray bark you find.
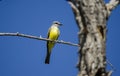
[68,0,120,76]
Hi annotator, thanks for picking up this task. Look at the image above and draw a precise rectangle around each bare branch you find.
[0,32,79,47]
[107,71,113,76]
[68,1,79,17]
[107,59,116,72]
[106,0,120,15]
[68,1,83,29]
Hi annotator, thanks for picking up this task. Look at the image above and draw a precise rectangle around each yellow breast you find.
[49,26,59,40]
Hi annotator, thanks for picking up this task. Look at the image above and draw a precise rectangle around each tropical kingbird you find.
[45,21,62,64]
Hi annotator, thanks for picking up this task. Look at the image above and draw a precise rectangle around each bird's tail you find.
[45,52,51,64]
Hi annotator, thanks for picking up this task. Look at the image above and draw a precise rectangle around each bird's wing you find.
[46,27,52,51]
[47,27,51,39]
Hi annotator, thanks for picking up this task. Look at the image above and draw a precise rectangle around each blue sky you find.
[0,0,120,76]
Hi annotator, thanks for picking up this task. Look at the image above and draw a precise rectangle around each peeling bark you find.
[68,0,120,76]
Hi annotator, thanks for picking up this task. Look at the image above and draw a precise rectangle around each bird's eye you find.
[55,22,58,24]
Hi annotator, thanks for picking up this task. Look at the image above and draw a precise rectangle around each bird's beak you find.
[59,23,62,26]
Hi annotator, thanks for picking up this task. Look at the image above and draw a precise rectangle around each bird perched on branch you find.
[45,21,62,64]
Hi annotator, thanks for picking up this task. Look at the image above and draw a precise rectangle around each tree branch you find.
[68,1,83,29]
[106,0,120,15]
[0,32,79,47]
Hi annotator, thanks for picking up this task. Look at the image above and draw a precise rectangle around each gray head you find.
[53,21,62,26]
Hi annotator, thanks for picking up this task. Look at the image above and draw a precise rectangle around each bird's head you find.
[53,21,62,26]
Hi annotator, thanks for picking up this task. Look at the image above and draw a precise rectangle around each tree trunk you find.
[68,0,120,76]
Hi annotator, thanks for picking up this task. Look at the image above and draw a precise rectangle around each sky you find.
[0,0,120,76]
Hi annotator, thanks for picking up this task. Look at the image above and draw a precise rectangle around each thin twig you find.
[0,32,80,47]
[106,0,120,16]
[107,59,116,72]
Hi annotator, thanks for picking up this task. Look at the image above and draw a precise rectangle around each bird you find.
[45,21,62,64]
